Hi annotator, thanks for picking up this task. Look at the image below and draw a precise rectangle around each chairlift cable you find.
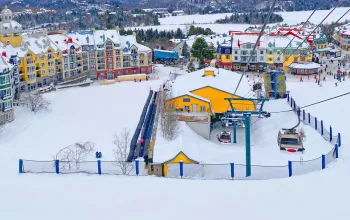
[270,91,350,114]
[272,7,318,65]
[280,2,348,67]
[232,0,279,96]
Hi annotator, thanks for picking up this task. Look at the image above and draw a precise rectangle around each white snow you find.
[289,62,321,69]
[0,60,349,219]
[171,67,254,98]
[127,7,350,34]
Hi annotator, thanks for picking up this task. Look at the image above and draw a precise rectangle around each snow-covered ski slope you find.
[1,65,350,220]
[127,7,350,34]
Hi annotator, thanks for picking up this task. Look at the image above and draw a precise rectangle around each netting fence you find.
[18,94,340,180]
[287,93,341,146]
[20,160,148,176]
[161,144,337,180]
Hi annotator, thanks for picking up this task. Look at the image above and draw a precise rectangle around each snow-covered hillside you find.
[1,63,350,219]
[127,7,350,34]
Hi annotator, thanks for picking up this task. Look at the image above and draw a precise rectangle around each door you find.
[192,104,197,112]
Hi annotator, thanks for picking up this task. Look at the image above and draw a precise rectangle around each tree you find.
[113,129,134,175]
[54,141,96,170]
[23,92,50,113]
[159,91,179,140]
[181,41,190,59]
[191,37,214,63]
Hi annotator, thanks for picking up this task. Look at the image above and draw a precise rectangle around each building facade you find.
[0,55,15,124]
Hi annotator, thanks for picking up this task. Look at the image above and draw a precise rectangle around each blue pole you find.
[338,133,341,147]
[180,161,183,179]
[335,144,339,158]
[55,160,59,174]
[321,120,324,136]
[273,72,277,99]
[293,100,296,110]
[135,160,139,175]
[322,155,325,169]
[330,126,333,142]
[297,108,300,118]
[19,159,23,174]
[233,121,237,144]
[315,117,317,130]
[244,113,251,177]
[287,93,290,102]
[230,163,234,180]
[97,160,102,175]
[303,110,305,121]
[308,113,310,124]
[288,161,292,177]
[290,98,293,107]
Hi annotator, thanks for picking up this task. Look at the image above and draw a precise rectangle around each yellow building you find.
[153,151,199,177]
[215,43,232,70]
[167,68,255,115]
[0,6,22,47]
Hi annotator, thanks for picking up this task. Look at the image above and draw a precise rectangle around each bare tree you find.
[54,141,96,170]
[22,92,50,113]
[159,91,179,140]
[113,129,134,175]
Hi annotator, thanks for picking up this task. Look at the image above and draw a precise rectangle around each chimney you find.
[132,31,136,38]
[2,52,6,57]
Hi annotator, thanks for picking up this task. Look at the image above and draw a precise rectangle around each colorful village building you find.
[334,23,350,51]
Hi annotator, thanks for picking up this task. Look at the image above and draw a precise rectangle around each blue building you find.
[153,49,179,63]
[0,55,15,124]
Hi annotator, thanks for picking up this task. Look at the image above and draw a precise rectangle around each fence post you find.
[330,126,333,142]
[288,161,292,177]
[315,117,317,130]
[19,159,23,174]
[55,160,59,174]
[293,100,296,110]
[287,93,290,102]
[230,163,234,180]
[98,160,102,175]
[335,144,339,159]
[290,97,293,108]
[303,110,305,121]
[308,113,310,124]
[180,160,183,179]
[322,155,325,169]
[321,120,324,136]
[338,133,341,147]
[135,159,139,175]
[297,108,300,118]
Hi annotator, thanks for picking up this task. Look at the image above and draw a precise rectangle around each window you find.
[225,55,230,59]
[107,51,113,56]
[260,56,264,61]
[116,50,120,55]
[234,56,238,61]
[260,51,264,55]
[42,70,46,75]
[116,57,120,62]
[183,98,190,102]
[277,50,281,54]
[184,106,190,112]
[108,64,113,69]
[246,44,252,49]
[140,60,144,64]
[41,63,45,68]
[1,74,10,84]
[225,49,230,53]
[268,58,273,61]
[234,50,238,54]
[241,50,248,55]
[107,58,113,63]
[200,106,206,112]
[3,100,12,110]
[117,63,121,68]
[294,57,298,62]
[3,88,11,97]
[277,57,280,61]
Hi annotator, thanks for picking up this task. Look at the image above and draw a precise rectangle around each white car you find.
[217,131,231,144]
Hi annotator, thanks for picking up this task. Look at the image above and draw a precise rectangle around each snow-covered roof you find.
[185,35,231,49]
[288,62,321,69]
[119,35,151,53]
[93,29,120,46]
[22,35,58,55]
[48,33,80,52]
[0,52,13,72]
[0,20,22,34]
[171,67,253,98]
[67,31,95,46]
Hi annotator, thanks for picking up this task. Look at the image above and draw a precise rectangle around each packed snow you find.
[128,7,350,34]
[0,59,349,220]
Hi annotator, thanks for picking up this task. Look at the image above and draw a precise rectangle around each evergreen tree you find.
[191,38,214,68]
[181,41,190,59]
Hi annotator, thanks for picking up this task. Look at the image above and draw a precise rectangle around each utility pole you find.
[244,112,251,177]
